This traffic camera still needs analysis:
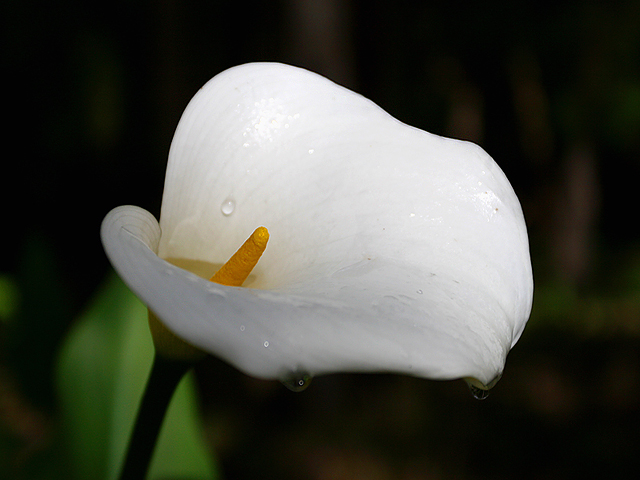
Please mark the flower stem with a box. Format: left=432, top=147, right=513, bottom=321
left=118, top=354, right=194, bottom=480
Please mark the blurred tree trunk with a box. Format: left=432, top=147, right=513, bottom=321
left=284, top=0, right=356, bottom=89
left=553, top=143, right=601, bottom=285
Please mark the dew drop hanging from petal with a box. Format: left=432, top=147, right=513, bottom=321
left=467, top=382, right=491, bottom=400
left=282, top=372, right=313, bottom=392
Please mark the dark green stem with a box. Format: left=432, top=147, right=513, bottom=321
left=118, top=354, right=194, bottom=480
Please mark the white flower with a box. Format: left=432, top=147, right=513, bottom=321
left=101, top=63, right=533, bottom=391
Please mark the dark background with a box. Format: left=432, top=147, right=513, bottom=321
left=2, top=0, right=640, bottom=478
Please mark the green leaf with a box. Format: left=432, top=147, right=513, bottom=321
left=56, top=272, right=218, bottom=480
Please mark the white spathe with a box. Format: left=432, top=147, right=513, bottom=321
left=101, top=62, right=533, bottom=388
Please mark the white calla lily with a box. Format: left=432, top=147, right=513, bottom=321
left=101, top=62, right=533, bottom=391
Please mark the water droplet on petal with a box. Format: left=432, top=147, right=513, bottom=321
left=282, top=372, right=313, bottom=392
left=263, top=340, right=269, bottom=348
left=239, top=325, right=245, bottom=332
left=469, top=385, right=491, bottom=400
left=221, top=198, right=235, bottom=216
left=465, top=378, right=492, bottom=400
left=416, top=289, right=423, bottom=294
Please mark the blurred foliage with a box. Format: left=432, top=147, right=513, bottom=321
left=2, top=0, right=640, bottom=479
left=0, top=275, right=19, bottom=324
left=56, top=273, right=216, bottom=480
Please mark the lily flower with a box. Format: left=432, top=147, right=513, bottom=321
left=101, top=62, right=533, bottom=394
